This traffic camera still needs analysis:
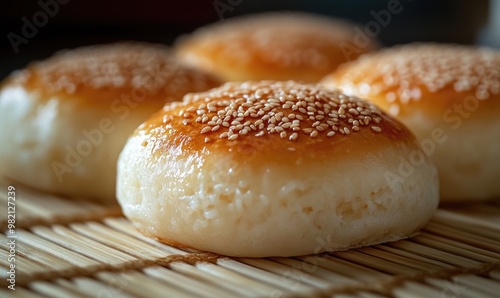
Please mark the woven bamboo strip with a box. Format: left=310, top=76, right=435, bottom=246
left=425, top=277, right=497, bottom=298
left=70, top=222, right=170, bottom=259
left=15, top=230, right=102, bottom=268
left=416, top=232, right=500, bottom=261
left=216, top=258, right=311, bottom=293
left=392, top=280, right=444, bottom=298
left=426, top=209, right=500, bottom=241
left=412, top=234, right=500, bottom=263
left=61, top=276, right=136, bottom=298
left=0, top=208, right=122, bottom=231
left=332, top=292, right=387, bottom=298
left=237, top=258, right=333, bottom=289
left=461, top=204, right=500, bottom=220
left=0, top=180, right=121, bottom=230
left=270, top=257, right=360, bottom=286
left=373, top=245, right=455, bottom=270
left=433, top=208, right=500, bottom=231
left=96, top=270, right=198, bottom=298
left=30, top=281, right=87, bottom=298
left=301, top=255, right=391, bottom=283
left=356, top=247, right=443, bottom=272
left=490, top=270, right=500, bottom=281
left=195, top=262, right=281, bottom=296
left=0, top=287, right=47, bottom=298
left=356, top=292, right=388, bottom=298
left=452, top=274, right=500, bottom=296
left=333, top=250, right=420, bottom=276
left=144, top=265, right=239, bottom=298
left=33, top=225, right=137, bottom=264
left=169, top=262, right=266, bottom=297
left=103, top=218, right=189, bottom=255
left=0, top=240, right=50, bottom=278
left=388, top=240, right=482, bottom=268
left=424, top=222, right=500, bottom=253
left=6, top=235, right=78, bottom=274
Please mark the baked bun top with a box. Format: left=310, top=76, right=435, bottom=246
left=137, top=81, right=415, bottom=165
left=322, top=43, right=500, bottom=116
left=175, top=12, right=378, bottom=82
left=2, top=42, right=222, bottom=106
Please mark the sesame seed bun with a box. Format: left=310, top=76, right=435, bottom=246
left=117, top=81, right=438, bottom=257
left=0, top=42, right=222, bottom=202
left=322, top=43, right=500, bottom=202
left=174, top=12, right=378, bottom=83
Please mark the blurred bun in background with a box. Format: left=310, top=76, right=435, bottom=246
left=0, top=42, right=222, bottom=202
left=322, top=43, right=500, bottom=202
left=175, top=12, right=378, bottom=82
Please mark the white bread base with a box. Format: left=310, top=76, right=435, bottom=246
left=117, top=133, right=439, bottom=257
left=402, top=111, right=500, bottom=201
left=0, top=87, right=158, bottom=202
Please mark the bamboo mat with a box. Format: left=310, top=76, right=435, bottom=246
left=1, top=181, right=499, bottom=298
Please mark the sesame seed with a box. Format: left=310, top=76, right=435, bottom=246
left=172, top=81, right=386, bottom=142
left=211, top=125, right=220, bottom=132
left=371, top=126, right=382, bottom=132
left=348, top=108, right=359, bottom=115
left=331, top=44, right=500, bottom=105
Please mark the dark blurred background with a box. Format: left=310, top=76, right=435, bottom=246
left=0, top=0, right=498, bottom=81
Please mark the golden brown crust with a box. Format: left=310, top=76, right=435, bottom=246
left=3, top=42, right=222, bottom=107
left=322, top=43, right=500, bottom=117
left=175, top=12, right=378, bottom=82
left=137, top=81, right=415, bottom=165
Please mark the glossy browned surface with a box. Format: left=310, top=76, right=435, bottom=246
left=324, top=43, right=500, bottom=117
left=137, top=81, right=415, bottom=166
left=176, top=13, right=378, bottom=82
left=2, top=42, right=222, bottom=107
